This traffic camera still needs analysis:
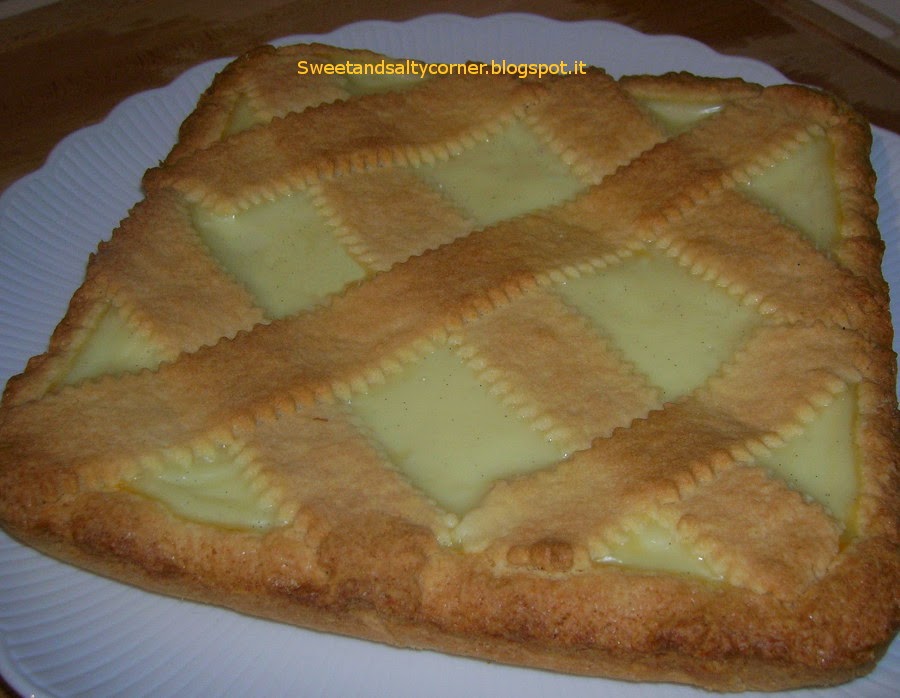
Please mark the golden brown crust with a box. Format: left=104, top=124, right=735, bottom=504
left=0, top=43, right=897, bottom=691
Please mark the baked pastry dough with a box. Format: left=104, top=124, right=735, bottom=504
left=1, top=43, right=897, bottom=691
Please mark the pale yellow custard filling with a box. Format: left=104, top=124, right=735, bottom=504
left=127, top=442, right=285, bottom=530
left=417, top=120, right=586, bottom=227
left=350, top=346, right=563, bottom=515
left=737, top=136, right=838, bottom=250
left=759, top=387, right=858, bottom=525
left=598, top=521, right=719, bottom=579
left=556, top=252, right=761, bottom=401
left=222, top=95, right=262, bottom=136
left=192, top=193, right=366, bottom=319
left=62, top=303, right=164, bottom=386
left=340, top=63, right=426, bottom=96
left=636, top=98, right=723, bottom=136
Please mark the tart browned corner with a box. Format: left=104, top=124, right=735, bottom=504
left=0, top=43, right=898, bottom=692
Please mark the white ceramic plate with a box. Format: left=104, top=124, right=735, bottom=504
left=0, top=13, right=897, bottom=698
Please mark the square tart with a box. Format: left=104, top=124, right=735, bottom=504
left=0, top=43, right=898, bottom=691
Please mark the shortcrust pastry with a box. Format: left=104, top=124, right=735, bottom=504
left=0, top=43, right=898, bottom=691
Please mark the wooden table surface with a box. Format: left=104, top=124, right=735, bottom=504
left=0, top=0, right=897, bottom=695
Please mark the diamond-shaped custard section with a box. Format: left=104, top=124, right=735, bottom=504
left=125, top=441, right=287, bottom=530
left=758, top=387, right=858, bottom=525
left=416, top=120, right=586, bottom=227
left=192, top=192, right=366, bottom=319
left=737, top=135, right=838, bottom=251
left=350, top=346, right=564, bottom=515
left=61, top=302, right=165, bottom=386
left=556, top=252, right=761, bottom=401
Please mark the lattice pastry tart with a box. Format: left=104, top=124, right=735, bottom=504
left=1, top=43, right=898, bottom=691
